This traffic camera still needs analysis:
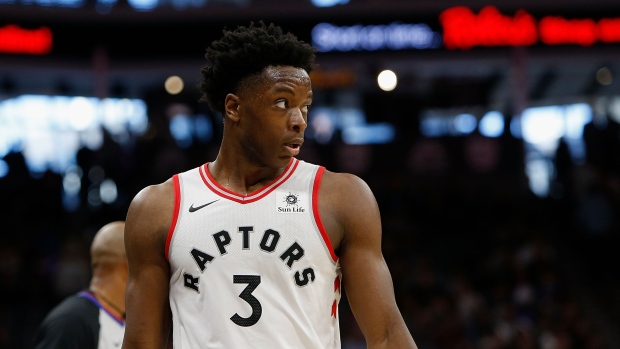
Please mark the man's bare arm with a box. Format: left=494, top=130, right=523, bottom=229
left=321, top=172, right=417, bottom=349
left=122, top=181, right=174, bottom=349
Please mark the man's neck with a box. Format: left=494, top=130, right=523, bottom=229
left=90, top=276, right=125, bottom=319
left=208, top=152, right=288, bottom=196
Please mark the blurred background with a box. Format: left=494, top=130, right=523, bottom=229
left=1, top=0, right=619, bottom=348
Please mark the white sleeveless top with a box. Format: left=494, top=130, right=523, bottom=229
left=166, top=158, right=342, bottom=349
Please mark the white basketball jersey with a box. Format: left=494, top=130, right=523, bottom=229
left=166, top=158, right=342, bottom=349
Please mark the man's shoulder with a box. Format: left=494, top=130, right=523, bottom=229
left=318, top=169, right=377, bottom=217
left=129, top=177, right=176, bottom=213
left=320, top=169, right=369, bottom=193
left=43, top=293, right=99, bottom=324
left=37, top=293, right=99, bottom=337
left=126, top=176, right=177, bottom=250
left=35, top=293, right=99, bottom=349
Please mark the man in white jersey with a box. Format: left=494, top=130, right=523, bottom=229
left=122, top=22, right=418, bottom=349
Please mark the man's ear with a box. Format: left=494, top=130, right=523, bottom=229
left=224, top=93, right=241, bottom=122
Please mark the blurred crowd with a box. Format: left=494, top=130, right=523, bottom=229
left=0, top=98, right=619, bottom=349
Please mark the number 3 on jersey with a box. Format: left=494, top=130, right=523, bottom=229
left=231, top=275, right=262, bottom=327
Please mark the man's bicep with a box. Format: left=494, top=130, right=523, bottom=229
left=124, top=257, right=171, bottom=338
left=123, top=185, right=173, bottom=349
left=340, top=224, right=402, bottom=341
left=337, top=175, right=412, bottom=346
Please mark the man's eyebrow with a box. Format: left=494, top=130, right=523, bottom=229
left=273, top=86, right=295, bottom=94
left=272, top=87, right=313, bottom=99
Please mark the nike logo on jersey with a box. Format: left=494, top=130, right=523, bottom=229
left=189, top=200, right=219, bottom=212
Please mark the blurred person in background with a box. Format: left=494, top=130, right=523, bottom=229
left=121, top=22, right=417, bottom=349
left=34, top=221, right=127, bottom=349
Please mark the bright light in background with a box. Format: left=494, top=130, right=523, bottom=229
left=420, top=114, right=452, bottom=137
left=68, top=97, right=97, bottom=130
left=453, top=113, right=477, bottom=134
left=510, top=116, right=522, bottom=138
left=101, top=98, right=148, bottom=137
left=520, top=103, right=591, bottom=162
left=63, top=166, right=82, bottom=195
left=21, top=130, right=55, bottom=175
left=126, top=0, right=157, bottom=11
left=309, top=108, right=336, bottom=144
left=193, top=114, right=213, bottom=143
left=0, top=95, right=147, bottom=176
left=377, top=70, right=397, bottom=91
left=596, top=67, right=613, bottom=85
left=521, top=106, right=565, bottom=155
left=610, top=96, right=620, bottom=123
left=308, top=106, right=394, bottom=144
left=165, top=76, right=184, bottom=95
left=62, top=165, right=82, bottom=212
left=80, top=128, right=104, bottom=151
left=311, top=22, right=441, bottom=52
left=519, top=103, right=592, bottom=197
left=342, top=123, right=395, bottom=144
left=418, top=103, right=590, bottom=198
left=167, top=103, right=213, bottom=148
left=311, top=0, right=348, bottom=7
left=95, top=0, right=117, bottom=14
left=420, top=109, right=480, bottom=137
left=338, top=108, right=366, bottom=128
left=0, top=159, right=8, bottom=178
left=169, top=114, right=193, bottom=148
left=0, top=129, right=11, bottom=157
left=100, top=179, right=118, bottom=204
left=561, top=103, right=591, bottom=164
left=479, top=111, right=504, bottom=137
left=564, top=104, right=592, bottom=140
left=526, top=157, right=553, bottom=197
left=34, top=0, right=84, bottom=7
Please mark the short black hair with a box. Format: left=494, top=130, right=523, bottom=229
left=198, top=21, right=317, bottom=114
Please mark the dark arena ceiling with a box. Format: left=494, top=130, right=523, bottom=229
left=0, top=0, right=619, bottom=108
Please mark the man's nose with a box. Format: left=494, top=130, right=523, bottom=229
left=289, top=109, right=307, bottom=132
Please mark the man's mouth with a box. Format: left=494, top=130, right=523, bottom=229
left=284, top=141, right=302, bottom=156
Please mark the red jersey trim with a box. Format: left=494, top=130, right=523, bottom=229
left=312, top=166, right=338, bottom=262
left=199, top=158, right=299, bottom=204
left=165, top=174, right=181, bottom=261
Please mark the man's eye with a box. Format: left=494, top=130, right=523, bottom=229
left=276, top=101, right=286, bottom=108
left=301, top=105, right=310, bottom=113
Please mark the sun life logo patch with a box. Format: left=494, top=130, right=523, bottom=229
left=276, top=190, right=307, bottom=213
left=284, top=193, right=298, bottom=206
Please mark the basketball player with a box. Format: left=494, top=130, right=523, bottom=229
left=122, top=22, right=417, bottom=349
left=35, top=221, right=127, bottom=349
